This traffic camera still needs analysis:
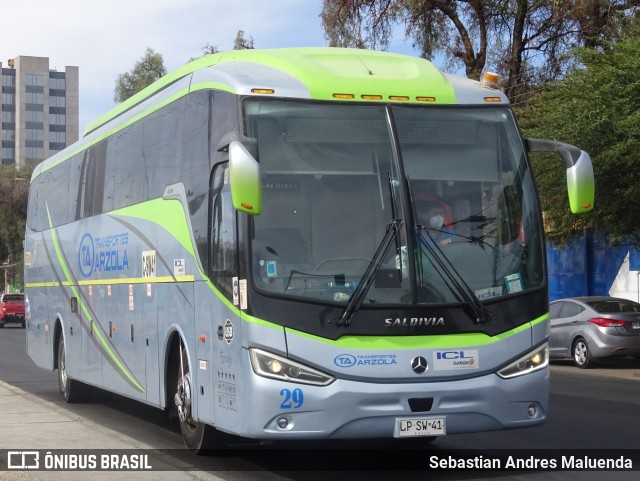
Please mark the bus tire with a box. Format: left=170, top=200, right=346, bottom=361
left=174, top=343, right=222, bottom=453
left=57, top=335, right=89, bottom=403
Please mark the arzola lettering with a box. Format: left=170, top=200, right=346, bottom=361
left=357, top=358, right=397, bottom=366
left=385, top=317, right=444, bottom=327
left=94, top=250, right=129, bottom=272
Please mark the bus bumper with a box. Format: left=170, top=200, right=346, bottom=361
left=236, top=364, right=549, bottom=440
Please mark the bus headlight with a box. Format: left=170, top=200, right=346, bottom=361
left=497, top=343, right=549, bottom=379
left=250, top=348, right=335, bottom=386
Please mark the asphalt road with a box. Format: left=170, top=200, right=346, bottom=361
left=1, top=324, right=639, bottom=480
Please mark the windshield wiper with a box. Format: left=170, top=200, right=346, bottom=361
left=416, top=228, right=492, bottom=324
left=336, top=172, right=403, bottom=327
left=336, top=218, right=402, bottom=327
left=405, top=177, right=491, bottom=324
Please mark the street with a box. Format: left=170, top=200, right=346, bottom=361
left=1, top=324, right=639, bottom=479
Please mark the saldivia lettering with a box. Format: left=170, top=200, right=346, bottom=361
left=384, top=317, right=445, bottom=327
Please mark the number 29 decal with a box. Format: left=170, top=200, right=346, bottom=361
left=280, top=388, right=304, bottom=409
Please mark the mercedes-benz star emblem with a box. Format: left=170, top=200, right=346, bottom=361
left=411, top=356, right=428, bottom=374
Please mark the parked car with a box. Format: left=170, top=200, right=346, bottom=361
left=0, top=293, right=25, bottom=328
left=549, top=296, right=640, bottom=368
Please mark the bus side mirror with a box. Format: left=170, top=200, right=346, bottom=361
left=526, top=138, right=595, bottom=214
left=228, top=140, right=262, bottom=215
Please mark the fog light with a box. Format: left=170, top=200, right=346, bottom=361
left=277, top=417, right=289, bottom=429
left=528, top=405, right=537, bottom=417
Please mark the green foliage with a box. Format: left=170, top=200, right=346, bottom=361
left=0, top=165, right=32, bottom=290
left=518, top=22, right=640, bottom=246
left=113, top=48, right=167, bottom=103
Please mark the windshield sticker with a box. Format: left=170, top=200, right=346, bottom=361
left=505, top=273, right=523, bottom=293
left=239, top=279, right=247, bottom=310
left=232, top=277, right=239, bottom=305
left=334, top=353, right=398, bottom=368
left=475, top=286, right=503, bottom=300
left=266, top=261, right=277, bottom=277
left=433, top=350, right=479, bottom=370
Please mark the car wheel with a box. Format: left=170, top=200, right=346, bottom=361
left=572, top=338, right=592, bottom=369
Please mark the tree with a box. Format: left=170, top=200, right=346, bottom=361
left=201, top=43, right=221, bottom=56
left=192, top=30, right=255, bottom=62
left=233, top=30, right=255, bottom=50
left=518, top=20, right=640, bottom=245
left=0, top=166, right=32, bottom=290
left=114, top=48, right=167, bottom=103
left=321, top=1, right=639, bottom=102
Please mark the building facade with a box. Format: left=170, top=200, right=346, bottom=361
left=1, top=56, right=78, bottom=168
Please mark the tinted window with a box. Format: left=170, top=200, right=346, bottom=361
left=561, top=302, right=584, bottom=317
left=549, top=302, right=563, bottom=318
left=144, top=96, right=184, bottom=199
left=2, top=294, right=23, bottom=302
left=209, top=163, right=237, bottom=300
left=27, top=90, right=218, bottom=243
left=587, top=299, right=640, bottom=313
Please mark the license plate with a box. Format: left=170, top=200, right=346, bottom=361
left=632, top=322, right=640, bottom=330
left=395, top=417, right=446, bottom=437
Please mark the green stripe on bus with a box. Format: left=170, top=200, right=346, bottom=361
left=84, top=48, right=456, bottom=136
left=244, top=312, right=549, bottom=349
left=110, top=199, right=196, bottom=259
left=218, top=48, right=456, bottom=104
left=46, top=206, right=146, bottom=394
left=26, top=275, right=195, bottom=289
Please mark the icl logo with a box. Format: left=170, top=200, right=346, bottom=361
left=436, top=351, right=474, bottom=360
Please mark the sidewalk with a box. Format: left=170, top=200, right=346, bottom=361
left=0, top=380, right=226, bottom=480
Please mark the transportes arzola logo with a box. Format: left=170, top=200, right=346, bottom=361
left=334, top=353, right=398, bottom=368
left=78, top=231, right=130, bottom=278
left=78, top=233, right=95, bottom=278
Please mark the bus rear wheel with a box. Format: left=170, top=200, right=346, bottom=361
left=57, top=335, right=89, bottom=403
left=174, top=343, right=221, bottom=453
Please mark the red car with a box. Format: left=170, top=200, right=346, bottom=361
left=0, top=293, right=25, bottom=328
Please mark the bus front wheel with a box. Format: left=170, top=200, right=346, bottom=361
left=174, top=343, right=220, bottom=452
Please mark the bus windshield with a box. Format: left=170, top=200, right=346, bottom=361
left=245, top=99, right=544, bottom=306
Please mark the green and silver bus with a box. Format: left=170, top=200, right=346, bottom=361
left=24, top=48, right=594, bottom=451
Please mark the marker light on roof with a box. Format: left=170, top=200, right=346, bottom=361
left=389, top=96, right=410, bottom=101
left=361, top=94, right=383, bottom=100
left=251, top=88, right=275, bottom=94
left=481, top=71, right=500, bottom=89
left=333, top=93, right=355, bottom=99
left=416, top=96, right=436, bottom=102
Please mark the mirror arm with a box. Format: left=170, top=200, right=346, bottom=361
left=525, top=138, right=581, bottom=169
left=217, top=131, right=259, bottom=160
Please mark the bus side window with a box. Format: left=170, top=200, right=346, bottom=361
left=209, top=163, right=238, bottom=300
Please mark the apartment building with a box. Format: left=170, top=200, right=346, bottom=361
left=1, top=55, right=78, bottom=168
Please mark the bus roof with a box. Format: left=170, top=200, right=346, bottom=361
left=84, top=47, right=507, bottom=136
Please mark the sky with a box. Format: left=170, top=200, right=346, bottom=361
left=1, top=0, right=420, bottom=133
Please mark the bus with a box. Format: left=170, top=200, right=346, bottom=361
left=24, top=48, right=594, bottom=452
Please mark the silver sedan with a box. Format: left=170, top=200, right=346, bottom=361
left=549, top=296, right=640, bottom=368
